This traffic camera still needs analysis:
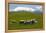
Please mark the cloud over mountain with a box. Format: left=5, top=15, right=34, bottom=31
left=14, top=7, right=35, bottom=12
left=9, top=6, right=42, bottom=13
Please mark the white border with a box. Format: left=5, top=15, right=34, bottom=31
left=0, top=0, right=5, bottom=33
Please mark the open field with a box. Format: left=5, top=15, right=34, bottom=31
left=8, top=11, right=43, bottom=30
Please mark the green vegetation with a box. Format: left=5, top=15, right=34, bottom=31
left=8, top=11, right=43, bottom=30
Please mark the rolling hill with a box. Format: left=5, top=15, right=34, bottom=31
left=8, top=11, right=43, bottom=30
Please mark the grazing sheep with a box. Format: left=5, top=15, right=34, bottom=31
left=19, top=21, right=24, bottom=24
left=24, top=22, right=31, bottom=24
left=19, top=20, right=24, bottom=24
left=19, top=19, right=38, bottom=24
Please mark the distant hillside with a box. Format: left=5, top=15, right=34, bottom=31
left=9, top=10, right=42, bottom=14
left=8, top=11, right=42, bottom=22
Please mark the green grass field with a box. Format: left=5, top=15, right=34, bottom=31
left=8, top=11, right=43, bottom=30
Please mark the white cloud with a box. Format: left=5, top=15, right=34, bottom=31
left=9, top=9, right=14, bottom=12
left=36, top=6, right=42, bottom=9
left=9, top=6, right=42, bottom=13
left=36, top=6, right=42, bottom=12
left=14, top=7, right=35, bottom=12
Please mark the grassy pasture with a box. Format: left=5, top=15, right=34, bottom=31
left=8, top=11, right=43, bottom=30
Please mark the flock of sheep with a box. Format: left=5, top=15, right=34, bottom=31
left=10, top=19, right=38, bottom=24
left=19, top=19, right=38, bottom=24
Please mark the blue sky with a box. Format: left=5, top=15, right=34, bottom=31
left=9, top=4, right=42, bottom=12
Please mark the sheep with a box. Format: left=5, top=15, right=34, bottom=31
left=19, top=19, right=38, bottom=24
